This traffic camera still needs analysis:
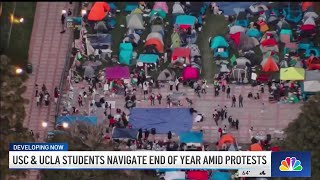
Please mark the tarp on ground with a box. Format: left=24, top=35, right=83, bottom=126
left=186, top=171, right=209, bottom=180
left=175, top=15, right=196, bottom=25
left=305, top=70, right=320, bottom=81
left=56, top=116, right=97, bottom=126
left=164, top=171, right=186, bottom=180
left=105, top=66, right=130, bottom=80
left=88, top=2, right=110, bottom=21
left=303, top=81, right=320, bottom=92
left=129, top=108, right=193, bottom=134
left=157, top=69, right=175, bottom=81
left=172, top=2, right=185, bottom=14
left=183, top=67, right=199, bottom=80
left=280, top=67, right=305, bottom=80
left=138, top=54, right=159, bottom=63
left=153, top=2, right=169, bottom=13
left=144, top=38, right=164, bottom=53
left=210, top=36, right=229, bottom=49
left=179, top=132, right=203, bottom=144
left=209, top=171, right=232, bottom=180
left=112, top=128, right=138, bottom=139
left=126, top=14, right=145, bottom=29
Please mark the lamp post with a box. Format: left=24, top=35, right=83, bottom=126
left=6, top=2, right=16, bottom=49
left=62, top=122, right=69, bottom=129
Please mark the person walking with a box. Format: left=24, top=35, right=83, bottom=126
left=41, top=84, right=47, bottom=93
left=157, top=93, right=162, bottom=105
left=231, top=95, right=236, bottom=107
left=44, top=92, right=50, bottom=106
left=60, top=12, right=66, bottom=33
left=222, top=125, right=227, bottom=134
left=224, top=106, right=228, bottom=119
left=78, top=94, right=83, bottom=107
left=143, top=81, right=148, bottom=100
left=218, top=127, right=222, bottom=137
left=235, top=119, right=239, bottom=130
left=36, top=94, right=40, bottom=107
left=226, top=86, right=231, bottom=98
left=239, top=94, right=243, bottom=107
left=201, top=80, right=207, bottom=94
left=175, top=78, right=180, bottom=91
left=39, top=92, right=44, bottom=106
left=169, top=80, right=174, bottom=91
left=150, top=93, right=155, bottom=106
left=54, top=87, right=59, bottom=104
left=35, top=84, right=39, bottom=97
left=214, top=115, right=219, bottom=126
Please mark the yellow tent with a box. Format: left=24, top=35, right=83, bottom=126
left=280, top=67, right=305, bottom=80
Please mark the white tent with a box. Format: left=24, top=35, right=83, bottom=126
left=186, top=44, right=201, bottom=57
left=164, top=171, right=185, bottom=180
left=303, top=17, right=316, bottom=26
left=126, top=14, right=145, bottom=30
left=304, top=81, right=320, bottom=92
left=230, top=25, right=246, bottom=34
left=146, top=32, right=164, bottom=44
left=304, top=11, right=319, bottom=19
left=172, top=2, right=185, bottom=14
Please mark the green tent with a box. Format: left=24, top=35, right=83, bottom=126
left=280, top=67, right=305, bottom=80
left=230, top=54, right=237, bottom=66
left=119, top=43, right=133, bottom=65
left=171, top=32, right=181, bottom=48
left=149, top=9, right=167, bottom=19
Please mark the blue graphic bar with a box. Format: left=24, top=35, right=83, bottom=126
left=271, top=151, right=311, bottom=177
left=10, top=143, right=68, bottom=151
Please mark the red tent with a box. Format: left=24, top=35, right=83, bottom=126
left=183, top=67, right=199, bottom=80
left=88, top=2, right=110, bottom=21
left=261, top=38, right=277, bottom=47
left=302, top=2, right=314, bottom=11
left=262, top=56, right=279, bottom=72
left=249, top=143, right=263, bottom=151
left=187, top=171, right=209, bottom=180
left=230, top=32, right=241, bottom=47
left=171, top=47, right=191, bottom=64
left=301, top=24, right=315, bottom=31
left=271, top=146, right=280, bottom=152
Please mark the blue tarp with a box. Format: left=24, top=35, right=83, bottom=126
left=138, top=54, right=159, bottom=63
left=175, top=15, right=196, bottom=25
left=179, top=132, right=203, bottom=144
left=112, top=128, right=138, bottom=139
left=56, top=116, right=97, bottom=126
left=209, top=172, right=232, bottom=180
left=129, top=108, right=193, bottom=134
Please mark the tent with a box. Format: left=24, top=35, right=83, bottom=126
left=126, top=14, right=145, bottom=30
left=209, top=171, right=232, bottom=180
left=298, top=39, right=314, bottom=51
left=153, top=2, right=168, bottom=13
left=260, top=38, right=279, bottom=53
left=280, top=29, right=293, bottom=44
left=302, top=2, right=314, bottom=11
left=305, top=70, right=320, bottom=81
left=232, top=65, right=247, bottom=81
left=306, top=47, right=320, bottom=57
left=218, top=134, right=236, bottom=147
left=283, top=3, right=303, bottom=23
left=112, top=128, right=138, bottom=140
left=257, top=20, right=269, bottom=33
left=179, top=132, right=203, bottom=144
left=146, top=32, right=163, bottom=45
left=303, top=17, right=316, bottom=26
left=235, top=57, right=251, bottom=66
left=151, top=25, right=164, bottom=36
left=230, top=32, right=258, bottom=51
left=183, top=66, right=199, bottom=80
left=172, top=2, right=185, bottom=14
left=171, top=32, right=181, bottom=48
left=164, top=171, right=186, bottom=180
left=172, top=47, right=191, bottom=64
left=249, top=143, right=263, bottom=151
left=267, top=14, right=279, bottom=24
left=149, top=9, right=167, bottom=19
left=123, top=32, right=140, bottom=45
left=306, top=56, right=320, bottom=70
left=56, top=116, right=97, bottom=126
left=276, top=20, right=291, bottom=31
left=210, top=36, right=229, bottom=58
left=280, top=67, right=305, bottom=80
left=304, top=11, right=319, bottom=19
left=137, top=54, right=159, bottom=64
left=186, top=44, right=201, bottom=57
left=246, top=28, right=262, bottom=40
left=105, top=66, right=130, bottom=80
left=144, top=45, right=159, bottom=54
left=119, top=43, right=133, bottom=65
left=261, top=54, right=279, bottom=72
left=124, top=3, right=138, bottom=12
left=229, top=25, right=245, bottom=34
left=175, top=15, right=196, bottom=26
left=235, top=11, right=249, bottom=27
left=88, top=2, right=110, bottom=21
left=303, top=81, right=320, bottom=92
left=144, top=38, right=164, bottom=53
left=186, top=171, right=209, bottom=180
left=157, top=69, right=175, bottom=81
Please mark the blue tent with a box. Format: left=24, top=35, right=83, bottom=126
left=246, top=28, right=262, bottom=40
left=306, top=47, right=320, bottom=57
left=209, top=171, right=232, bottom=180
left=175, top=15, right=196, bottom=25
left=235, top=11, right=249, bottom=27
left=108, top=2, right=118, bottom=11
left=210, top=36, right=229, bottom=58
left=298, top=41, right=314, bottom=51
left=56, top=116, right=97, bottom=126
left=119, top=43, right=133, bottom=65
left=125, top=3, right=138, bottom=12
left=138, top=54, right=159, bottom=63
left=179, top=132, right=203, bottom=144
left=283, top=3, right=303, bottom=23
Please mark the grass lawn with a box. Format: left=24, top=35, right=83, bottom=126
left=0, top=2, right=36, bottom=67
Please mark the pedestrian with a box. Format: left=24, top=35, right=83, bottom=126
left=222, top=125, right=227, bottom=134
left=143, top=81, right=148, bottom=100
left=169, top=80, right=174, bottom=91
left=30, top=130, right=34, bottom=136
left=214, top=86, right=219, bottom=96
left=226, top=86, right=231, bottom=98
left=54, top=87, right=59, bottom=104
left=196, top=85, right=201, bottom=97
left=175, top=78, right=180, bottom=91
left=150, top=93, right=155, bottom=106
left=138, top=128, right=143, bottom=140
left=186, top=97, right=193, bottom=106
left=220, top=108, right=225, bottom=120
left=67, top=8, right=72, bottom=16
left=36, top=94, right=40, bottom=107
left=222, top=84, right=226, bottom=92
left=78, top=95, right=83, bottom=107
left=231, top=95, right=236, bottom=107
left=224, top=106, right=227, bottom=119
left=35, top=84, right=39, bottom=97
left=201, top=80, right=207, bottom=94
left=228, top=116, right=232, bottom=124
left=144, top=129, right=150, bottom=140
left=41, top=84, right=47, bottom=92
left=60, top=12, right=66, bottom=33
left=44, top=92, right=50, bottom=106
left=214, top=115, right=219, bottom=126
left=235, top=119, right=239, bottom=130
left=157, top=93, right=162, bottom=104
left=261, top=102, right=265, bottom=113
left=168, top=131, right=172, bottom=140
left=39, top=92, right=44, bottom=106
left=239, top=94, right=243, bottom=107
left=218, top=127, right=222, bottom=137
left=83, top=91, right=88, bottom=104
left=249, top=127, right=254, bottom=141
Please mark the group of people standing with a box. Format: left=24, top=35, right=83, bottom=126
left=35, top=84, right=59, bottom=107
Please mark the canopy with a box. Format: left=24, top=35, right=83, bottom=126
left=183, top=66, right=199, bottom=80
left=112, top=128, right=138, bottom=139
left=153, top=2, right=168, bottom=13
left=157, top=69, right=175, bottom=81
left=303, top=81, right=320, bottom=92
left=209, top=171, right=232, bottom=180
left=280, top=67, right=305, bottom=80
left=144, top=38, right=164, bottom=53
left=149, top=9, right=167, bottom=19
left=88, top=2, right=110, bottom=21
left=126, top=14, right=145, bottom=29
left=246, top=28, right=262, bottom=40
left=172, top=2, right=185, bottom=14
left=210, top=36, right=229, bottom=49
left=179, top=132, right=203, bottom=144
left=187, top=171, right=209, bottom=180
left=172, top=48, right=191, bottom=62
left=105, top=66, right=130, bottom=80
left=305, top=70, right=320, bottom=81
left=229, top=25, right=245, bottom=34
left=249, top=143, right=263, bottom=151
left=138, top=54, right=159, bottom=63
left=175, top=15, right=196, bottom=25
left=56, top=116, right=97, bottom=126
left=164, top=171, right=186, bottom=180
left=146, top=32, right=163, bottom=44
left=218, top=134, right=236, bottom=147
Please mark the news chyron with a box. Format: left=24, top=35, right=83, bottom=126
left=9, top=143, right=311, bottom=178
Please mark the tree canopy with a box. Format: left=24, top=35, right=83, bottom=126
left=280, top=94, right=320, bottom=179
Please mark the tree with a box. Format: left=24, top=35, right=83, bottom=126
left=42, top=122, right=158, bottom=180
left=279, top=94, right=320, bottom=180
left=0, top=55, right=34, bottom=180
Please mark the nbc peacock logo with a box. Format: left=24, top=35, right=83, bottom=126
left=279, top=157, right=303, bottom=171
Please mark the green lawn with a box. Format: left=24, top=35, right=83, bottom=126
left=0, top=2, right=36, bottom=67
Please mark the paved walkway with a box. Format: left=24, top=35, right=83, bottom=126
left=22, top=2, right=74, bottom=180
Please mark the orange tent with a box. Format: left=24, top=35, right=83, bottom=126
left=218, top=134, right=236, bottom=147
left=144, top=38, right=164, bottom=53
left=262, top=56, right=279, bottom=72
left=249, top=143, right=263, bottom=151
left=302, top=2, right=314, bottom=11
left=88, top=2, right=110, bottom=21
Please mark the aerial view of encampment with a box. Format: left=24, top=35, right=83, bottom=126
left=1, top=2, right=320, bottom=180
